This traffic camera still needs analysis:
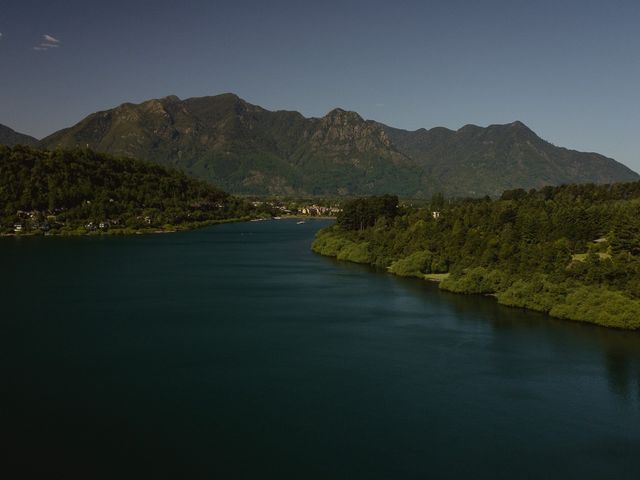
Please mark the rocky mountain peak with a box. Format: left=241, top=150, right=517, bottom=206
left=322, top=108, right=365, bottom=125
left=161, top=95, right=181, bottom=103
left=309, top=108, right=390, bottom=151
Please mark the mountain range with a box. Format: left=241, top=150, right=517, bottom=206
left=3, top=93, right=638, bottom=197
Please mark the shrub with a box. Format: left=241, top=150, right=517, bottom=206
left=550, top=286, right=640, bottom=330
left=440, top=267, right=509, bottom=294
left=389, top=250, right=437, bottom=278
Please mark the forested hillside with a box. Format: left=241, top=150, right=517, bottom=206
left=312, top=186, right=640, bottom=329
left=0, top=146, right=254, bottom=235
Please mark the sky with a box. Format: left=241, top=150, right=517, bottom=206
left=1, top=0, right=639, bottom=170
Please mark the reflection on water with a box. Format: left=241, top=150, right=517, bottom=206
left=605, top=350, right=632, bottom=399
left=2, top=220, right=640, bottom=479
left=328, top=256, right=640, bottom=405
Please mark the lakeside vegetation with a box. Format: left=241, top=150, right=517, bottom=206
left=0, top=146, right=258, bottom=235
left=312, top=188, right=640, bottom=330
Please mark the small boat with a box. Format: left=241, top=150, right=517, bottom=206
left=297, top=220, right=306, bottom=224
left=273, top=216, right=281, bottom=220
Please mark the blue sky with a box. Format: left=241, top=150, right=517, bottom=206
left=1, top=0, right=639, bottom=171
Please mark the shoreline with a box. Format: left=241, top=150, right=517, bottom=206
left=0, top=215, right=336, bottom=239
left=312, top=246, right=639, bottom=332
left=0, top=216, right=253, bottom=239
left=273, top=215, right=337, bottom=220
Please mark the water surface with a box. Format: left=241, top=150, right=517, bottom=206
left=2, top=220, right=639, bottom=479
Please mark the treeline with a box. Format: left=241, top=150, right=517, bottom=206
left=337, top=194, right=399, bottom=230
left=0, top=145, right=256, bottom=234
left=312, top=189, right=640, bottom=330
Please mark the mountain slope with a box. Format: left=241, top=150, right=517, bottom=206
left=383, top=121, right=639, bottom=196
left=0, top=124, right=37, bottom=146
left=40, top=94, right=638, bottom=197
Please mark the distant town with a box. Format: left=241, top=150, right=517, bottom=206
left=249, top=199, right=342, bottom=219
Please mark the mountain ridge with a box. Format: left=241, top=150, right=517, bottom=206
left=36, top=94, right=640, bottom=197
left=0, top=124, right=38, bottom=147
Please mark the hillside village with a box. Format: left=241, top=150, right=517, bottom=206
left=249, top=200, right=342, bottom=218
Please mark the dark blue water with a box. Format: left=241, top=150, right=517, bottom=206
left=2, top=219, right=639, bottom=479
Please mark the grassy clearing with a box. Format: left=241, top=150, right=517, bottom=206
left=571, top=252, right=612, bottom=261
left=423, top=273, right=450, bottom=282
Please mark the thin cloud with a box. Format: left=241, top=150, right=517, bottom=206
left=43, top=34, right=60, bottom=44
left=33, top=34, right=61, bottom=51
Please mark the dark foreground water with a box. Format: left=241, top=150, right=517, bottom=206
left=2, top=219, right=640, bottom=479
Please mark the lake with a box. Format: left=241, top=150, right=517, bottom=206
left=2, top=219, right=639, bottom=479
